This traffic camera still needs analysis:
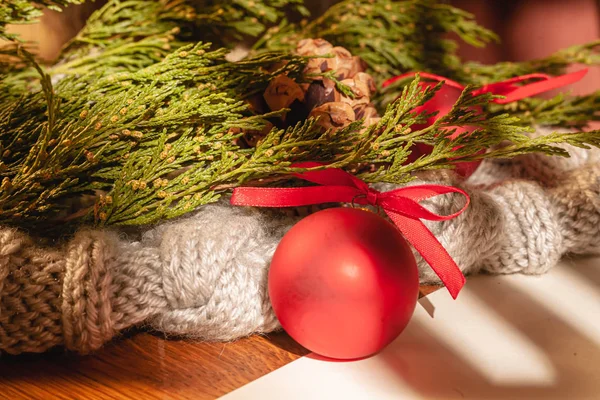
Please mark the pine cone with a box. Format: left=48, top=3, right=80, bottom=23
left=239, top=38, right=381, bottom=148
left=263, top=74, right=305, bottom=116
left=310, top=102, right=355, bottom=131
left=297, top=39, right=367, bottom=81
left=296, top=39, right=379, bottom=131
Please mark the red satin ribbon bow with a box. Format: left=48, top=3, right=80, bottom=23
left=381, top=69, right=588, bottom=177
left=230, top=162, right=470, bottom=299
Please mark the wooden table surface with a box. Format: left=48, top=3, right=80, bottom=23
left=0, top=286, right=439, bottom=399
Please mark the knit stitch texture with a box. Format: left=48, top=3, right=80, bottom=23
left=1, top=127, right=599, bottom=354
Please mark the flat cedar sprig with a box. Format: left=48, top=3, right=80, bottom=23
left=56, top=0, right=195, bottom=73
left=101, top=78, right=438, bottom=226
left=101, top=75, right=600, bottom=226
left=377, top=40, right=600, bottom=120
left=3, top=44, right=600, bottom=229
left=0, top=42, right=273, bottom=227
left=98, top=119, right=333, bottom=225
left=488, top=92, right=600, bottom=129
left=254, top=0, right=497, bottom=82
left=2, top=0, right=310, bottom=96
left=344, top=77, right=600, bottom=183
left=382, top=80, right=600, bottom=175
left=460, top=40, right=600, bottom=84
left=59, top=0, right=308, bottom=67
left=2, top=0, right=600, bottom=231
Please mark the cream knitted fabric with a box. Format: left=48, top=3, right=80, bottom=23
left=1, top=127, right=600, bottom=355
left=0, top=205, right=297, bottom=354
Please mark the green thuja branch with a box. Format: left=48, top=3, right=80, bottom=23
left=2, top=0, right=309, bottom=91
left=345, top=77, right=600, bottom=183
left=3, top=0, right=311, bottom=96
left=377, top=40, right=600, bottom=125
left=56, top=0, right=195, bottom=73
left=254, top=0, right=497, bottom=82
left=2, top=47, right=600, bottom=229
left=2, top=1, right=600, bottom=231
left=387, top=82, right=600, bottom=175
left=460, top=41, right=600, bottom=84
left=100, top=119, right=333, bottom=225
left=59, top=0, right=308, bottom=66
left=488, top=92, right=600, bottom=129
left=188, top=0, right=309, bottom=43
left=0, top=42, right=282, bottom=227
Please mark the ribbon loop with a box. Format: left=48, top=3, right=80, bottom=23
left=492, top=69, right=587, bottom=104
left=231, top=164, right=470, bottom=299
left=382, top=69, right=588, bottom=105
left=380, top=185, right=470, bottom=221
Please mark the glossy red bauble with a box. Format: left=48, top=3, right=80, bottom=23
left=268, top=207, right=419, bottom=360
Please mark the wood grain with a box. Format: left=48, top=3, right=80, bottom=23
left=0, top=331, right=307, bottom=400
left=0, top=285, right=441, bottom=399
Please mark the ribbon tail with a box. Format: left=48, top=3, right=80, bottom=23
left=386, top=211, right=466, bottom=299
left=495, top=69, right=588, bottom=104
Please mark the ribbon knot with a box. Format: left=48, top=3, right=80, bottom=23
left=366, top=188, right=379, bottom=207
left=231, top=162, right=470, bottom=299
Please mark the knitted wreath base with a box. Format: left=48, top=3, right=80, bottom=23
left=1, top=127, right=599, bottom=355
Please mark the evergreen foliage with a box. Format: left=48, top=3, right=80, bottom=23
left=0, top=0, right=598, bottom=230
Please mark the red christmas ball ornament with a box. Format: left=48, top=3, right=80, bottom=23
left=269, top=207, right=419, bottom=360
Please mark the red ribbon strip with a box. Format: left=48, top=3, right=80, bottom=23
left=382, top=69, right=587, bottom=103
left=381, top=69, right=588, bottom=177
left=231, top=162, right=470, bottom=299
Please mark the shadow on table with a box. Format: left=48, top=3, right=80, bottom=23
left=377, top=259, right=600, bottom=399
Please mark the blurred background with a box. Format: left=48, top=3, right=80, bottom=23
left=451, top=0, right=599, bottom=97
left=5, top=0, right=599, bottom=96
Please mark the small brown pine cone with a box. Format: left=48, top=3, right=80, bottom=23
left=233, top=39, right=380, bottom=150
left=241, top=38, right=382, bottom=138
left=232, top=122, right=274, bottom=148
left=304, top=81, right=341, bottom=110
left=296, top=38, right=334, bottom=56
left=354, top=72, right=377, bottom=94
left=330, top=46, right=367, bottom=80
left=245, top=93, right=268, bottom=114
left=299, top=38, right=336, bottom=78
left=263, top=75, right=305, bottom=114
left=339, top=77, right=371, bottom=110
left=309, top=102, right=356, bottom=131
left=296, top=39, right=367, bottom=81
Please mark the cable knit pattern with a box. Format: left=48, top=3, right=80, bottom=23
left=145, top=204, right=295, bottom=340
left=1, top=126, right=600, bottom=354
left=62, top=231, right=117, bottom=353
left=486, top=181, right=563, bottom=275
left=549, top=166, right=600, bottom=254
